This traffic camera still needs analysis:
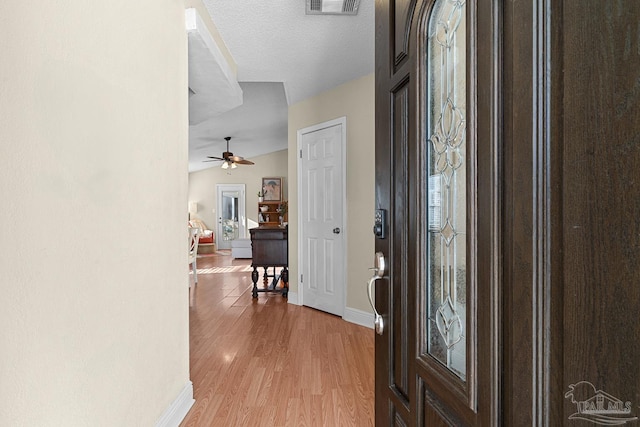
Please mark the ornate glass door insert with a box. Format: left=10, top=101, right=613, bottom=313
left=426, top=0, right=467, bottom=380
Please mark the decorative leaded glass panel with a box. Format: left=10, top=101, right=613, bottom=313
left=426, top=0, right=466, bottom=380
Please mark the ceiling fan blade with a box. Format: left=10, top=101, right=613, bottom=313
left=205, top=138, right=253, bottom=165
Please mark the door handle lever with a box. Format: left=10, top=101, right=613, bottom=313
left=367, top=252, right=386, bottom=335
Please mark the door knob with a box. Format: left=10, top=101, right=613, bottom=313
left=367, top=252, right=386, bottom=335
left=333, top=227, right=341, bottom=234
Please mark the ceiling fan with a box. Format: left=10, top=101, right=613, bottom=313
left=204, top=137, right=255, bottom=169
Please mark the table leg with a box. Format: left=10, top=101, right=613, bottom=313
left=251, top=266, right=259, bottom=298
left=280, top=267, right=289, bottom=298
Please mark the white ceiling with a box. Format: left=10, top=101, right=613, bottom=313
left=189, top=82, right=288, bottom=172
left=188, top=0, right=375, bottom=172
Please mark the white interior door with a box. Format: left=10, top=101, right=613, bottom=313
left=298, top=118, right=345, bottom=316
left=216, top=184, right=246, bottom=250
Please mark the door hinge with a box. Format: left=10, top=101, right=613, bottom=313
left=300, top=149, right=302, bottom=158
left=300, top=274, right=303, bottom=283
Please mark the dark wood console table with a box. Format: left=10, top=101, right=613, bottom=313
left=250, top=226, right=288, bottom=298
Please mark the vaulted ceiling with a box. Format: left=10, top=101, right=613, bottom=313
left=188, top=1, right=375, bottom=172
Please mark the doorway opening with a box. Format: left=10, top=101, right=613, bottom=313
left=215, top=184, right=246, bottom=250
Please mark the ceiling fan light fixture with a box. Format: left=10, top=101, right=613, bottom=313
left=204, top=137, right=254, bottom=168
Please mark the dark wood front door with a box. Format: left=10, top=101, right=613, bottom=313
left=374, top=0, right=640, bottom=425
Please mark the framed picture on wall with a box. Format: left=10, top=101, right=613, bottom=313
left=262, top=177, right=282, bottom=201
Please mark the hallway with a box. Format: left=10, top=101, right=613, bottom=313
left=181, top=251, right=374, bottom=426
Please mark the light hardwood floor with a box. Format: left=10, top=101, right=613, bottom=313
left=181, top=251, right=374, bottom=426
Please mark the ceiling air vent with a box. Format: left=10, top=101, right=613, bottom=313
left=306, top=0, right=361, bottom=15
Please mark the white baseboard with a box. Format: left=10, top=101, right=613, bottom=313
left=155, top=381, right=195, bottom=427
left=287, top=292, right=374, bottom=329
left=286, top=291, right=300, bottom=305
left=343, top=306, right=374, bottom=329
left=289, top=294, right=372, bottom=329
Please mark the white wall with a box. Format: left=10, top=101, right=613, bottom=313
left=0, top=1, right=189, bottom=425
left=288, top=73, right=375, bottom=313
left=188, top=149, right=288, bottom=234
left=184, top=0, right=237, bottom=77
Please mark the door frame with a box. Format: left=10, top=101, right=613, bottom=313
left=296, top=116, right=347, bottom=313
left=215, top=183, right=246, bottom=249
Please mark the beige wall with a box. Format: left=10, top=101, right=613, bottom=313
left=188, top=150, right=288, bottom=233
left=0, top=1, right=189, bottom=425
left=288, top=73, right=375, bottom=313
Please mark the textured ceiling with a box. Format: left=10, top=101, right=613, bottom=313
left=201, top=0, right=375, bottom=105
left=188, top=1, right=375, bottom=172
